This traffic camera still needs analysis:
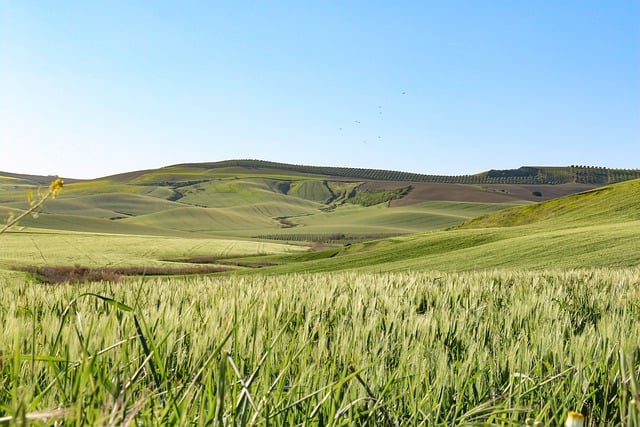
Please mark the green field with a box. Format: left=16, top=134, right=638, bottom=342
left=215, top=178, right=640, bottom=275
left=1, top=162, right=639, bottom=425
left=1, top=270, right=639, bottom=425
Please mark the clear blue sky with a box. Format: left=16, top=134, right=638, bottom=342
left=1, top=1, right=639, bottom=179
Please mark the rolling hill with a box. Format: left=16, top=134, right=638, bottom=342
left=3, top=160, right=633, bottom=241
left=245, top=177, right=640, bottom=272
left=1, top=160, right=639, bottom=279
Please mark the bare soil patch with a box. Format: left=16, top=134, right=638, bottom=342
left=20, top=264, right=231, bottom=284
left=389, top=182, right=599, bottom=206
left=164, top=255, right=277, bottom=268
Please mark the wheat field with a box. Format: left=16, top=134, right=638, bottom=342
left=1, top=269, right=638, bottom=425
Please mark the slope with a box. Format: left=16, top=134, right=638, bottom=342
left=254, top=178, right=640, bottom=272
left=459, top=179, right=640, bottom=228
left=1, top=160, right=635, bottom=242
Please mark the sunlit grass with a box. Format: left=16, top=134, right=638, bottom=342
left=246, top=219, right=640, bottom=274
left=0, top=230, right=302, bottom=274
left=0, top=270, right=638, bottom=425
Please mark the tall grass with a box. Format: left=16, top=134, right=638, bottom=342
left=0, top=269, right=639, bottom=425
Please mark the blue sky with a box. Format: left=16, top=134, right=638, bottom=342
left=1, top=1, right=639, bottom=179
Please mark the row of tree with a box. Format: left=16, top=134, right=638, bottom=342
left=200, top=160, right=640, bottom=185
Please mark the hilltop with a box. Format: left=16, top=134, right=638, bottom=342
left=6, top=159, right=639, bottom=187
left=112, top=160, right=640, bottom=185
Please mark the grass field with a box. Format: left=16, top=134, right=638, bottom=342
left=0, top=230, right=301, bottom=276
left=1, top=270, right=639, bottom=425
left=236, top=178, right=640, bottom=274
left=1, top=165, right=639, bottom=425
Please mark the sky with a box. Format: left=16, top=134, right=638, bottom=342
left=1, top=1, right=639, bottom=179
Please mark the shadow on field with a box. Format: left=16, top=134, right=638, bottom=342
left=162, top=255, right=277, bottom=269
left=18, top=264, right=232, bottom=284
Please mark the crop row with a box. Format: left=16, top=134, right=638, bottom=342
left=195, top=160, right=640, bottom=185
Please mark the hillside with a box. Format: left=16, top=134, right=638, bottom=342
left=459, top=178, right=640, bottom=228
left=1, top=163, right=639, bottom=281
left=3, top=160, right=633, bottom=240
left=167, top=160, right=640, bottom=185
left=248, top=178, right=640, bottom=272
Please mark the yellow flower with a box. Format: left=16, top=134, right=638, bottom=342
left=565, top=411, right=585, bottom=427
left=1, top=177, right=64, bottom=235
left=49, top=178, right=64, bottom=198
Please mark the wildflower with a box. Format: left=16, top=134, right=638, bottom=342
left=49, top=178, right=64, bottom=198
left=565, top=411, right=584, bottom=427
left=1, top=177, right=64, bottom=235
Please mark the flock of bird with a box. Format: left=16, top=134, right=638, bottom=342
left=337, top=91, right=407, bottom=145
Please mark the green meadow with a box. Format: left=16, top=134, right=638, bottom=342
left=1, top=270, right=639, bottom=425
left=1, top=161, right=639, bottom=425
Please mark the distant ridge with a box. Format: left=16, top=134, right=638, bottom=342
left=3, top=160, right=640, bottom=185
left=173, top=159, right=640, bottom=185
left=0, top=171, right=81, bottom=186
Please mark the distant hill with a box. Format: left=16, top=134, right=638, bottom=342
left=5, top=160, right=639, bottom=185
left=168, top=160, right=640, bottom=185
left=2, top=161, right=639, bottom=273
left=254, top=177, right=640, bottom=272
left=1, top=160, right=639, bottom=244
left=0, top=171, right=78, bottom=187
